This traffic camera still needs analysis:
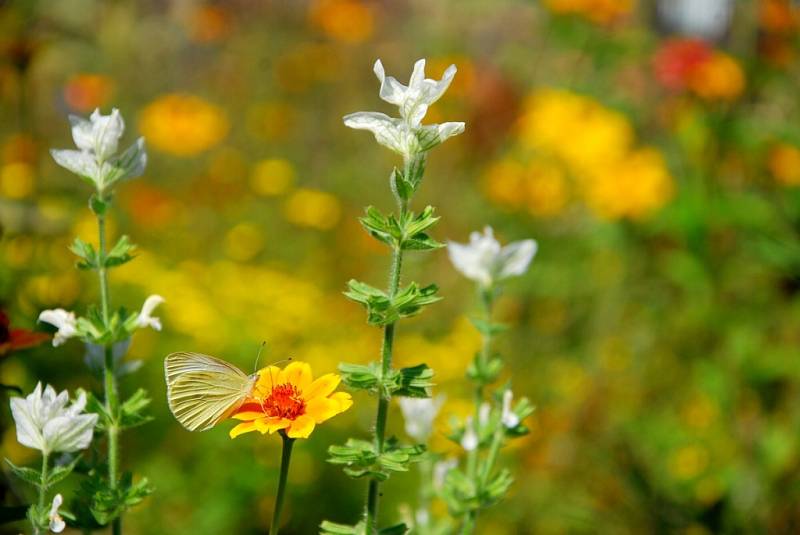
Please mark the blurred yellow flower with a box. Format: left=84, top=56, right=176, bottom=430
left=688, top=52, right=745, bottom=101
left=583, top=148, right=674, bottom=220
left=284, top=188, right=342, bottom=230
left=543, top=0, right=635, bottom=25
left=525, top=161, right=569, bottom=217
left=139, top=94, right=229, bottom=156
left=483, top=159, right=527, bottom=210
left=518, top=89, right=633, bottom=174
left=230, top=361, right=353, bottom=439
left=251, top=158, right=296, bottom=196
left=63, top=74, right=115, bottom=113
left=308, top=0, right=374, bottom=43
left=0, top=162, right=34, bottom=199
left=224, top=223, right=264, bottom=262
left=768, top=143, right=800, bottom=186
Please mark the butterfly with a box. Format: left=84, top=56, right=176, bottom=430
left=164, top=352, right=260, bottom=432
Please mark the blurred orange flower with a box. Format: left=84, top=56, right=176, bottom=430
left=688, top=52, right=745, bottom=101
left=230, top=361, right=352, bottom=439
left=654, top=39, right=745, bottom=101
left=768, top=143, right=800, bottom=186
left=308, top=0, right=374, bottom=43
left=186, top=5, right=233, bottom=43
left=139, top=94, right=229, bottom=156
left=543, top=0, right=635, bottom=25
left=63, top=74, right=115, bottom=112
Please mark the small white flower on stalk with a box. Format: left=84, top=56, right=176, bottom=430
left=460, top=416, right=478, bottom=452
left=49, top=494, right=66, bottom=533
left=10, top=383, right=98, bottom=455
left=448, top=227, right=537, bottom=289
left=398, top=395, right=445, bottom=443
left=501, top=390, right=520, bottom=429
left=344, top=59, right=465, bottom=160
left=51, top=108, right=147, bottom=194
left=38, top=309, right=78, bottom=347
left=478, top=402, right=491, bottom=428
left=134, top=295, right=165, bottom=331
left=433, top=458, right=458, bottom=490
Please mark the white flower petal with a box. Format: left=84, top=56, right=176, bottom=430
left=9, top=383, right=97, bottom=454
left=497, top=239, right=537, bottom=280
left=460, top=417, right=478, bottom=452
left=50, top=150, right=99, bottom=184
left=374, top=59, right=406, bottom=106
left=501, top=390, right=520, bottom=428
left=90, top=108, right=125, bottom=160
left=343, top=111, right=410, bottom=155
left=49, top=493, right=66, bottom=533
left=398, top=396, right=445, bottom=442
left=136, top=294, right=165, bottom=331
left=69, top=115, right=95, bottom=152
left=38, top=309, right=78, bottom=347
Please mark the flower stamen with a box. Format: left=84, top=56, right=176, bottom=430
left=261, top=383, right=306, bottom=420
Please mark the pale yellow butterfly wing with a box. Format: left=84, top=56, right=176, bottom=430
left=164, top=352, right=257, bottom=432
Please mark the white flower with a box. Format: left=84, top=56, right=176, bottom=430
left=135, top=294, right=165, bottom=331
left=51, top=108, right=147, bottom=193
left=344, top=59, right=465, bottom=159
left=49, top=493, right=66, bottom=533
left=398, top=395, right=445, bottom=442
left=10, top=383, right=98, bottom=455
left=460, top=416, right=478, bottom=452
left=70, top=108, right=125, bottom=160
left=501, top=390, right=520, bottom=429
left=38, top=309, right=78, bottom=347
left=433, top=458, right=458, bottom=490
left=448, top=227, right=537, bottom=288
left=478, top=402, right=491, bottom=427
left=374, top=59, right=456, bottom=127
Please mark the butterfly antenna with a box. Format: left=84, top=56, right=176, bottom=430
left=253, top=341, right=267, bottom=374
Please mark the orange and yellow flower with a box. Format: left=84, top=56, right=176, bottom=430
left=229, top=362, right=352, bottom=439
left=139, top=94, right=229, bottom=156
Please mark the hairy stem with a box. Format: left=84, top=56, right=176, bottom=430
left=365, top=218, right=405, bottom=533
left=98, top=209, right=122, bottom=535
left=270, top=432, right=295, bottom=535
left=34, top=451, right=49, bottom=535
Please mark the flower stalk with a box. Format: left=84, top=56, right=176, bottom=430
left=270, top=432, right=295, bottom=535
left=322, top=58, right=464, bottom=535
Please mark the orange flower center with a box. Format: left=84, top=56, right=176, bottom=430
left=262, top=383, right=305, bottom=420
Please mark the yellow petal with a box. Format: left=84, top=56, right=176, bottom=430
left=231, top=411, right=264, bottom=421
left=255, top=417, right=290, bottom=434
left=229, top=421, right=257, bottom=438
left=306, top=397, right=341, bottom=423
left=255, top=366, right=283, bottom=395
left=283, top=361, right=312, bottom=392
left=286, top=414, right=316, bottom=438
left=329, top=391, right=353, bottom=412
left=305, top=373, right=341, bottom=400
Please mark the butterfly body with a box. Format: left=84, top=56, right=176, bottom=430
left=165, top=352, right=259, bottom=432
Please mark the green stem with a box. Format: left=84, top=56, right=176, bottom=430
left=34, top=451, right=49, bottom=535
left=459, top=511, right=476, bottom=535
left=365, top=234, right=405, bottom=533
left=480, top=426, right=505, bottom=488
left=462, top=288, right=495, bottom=531
left=97, top=208, right=122, bottom=535
left=270, top=432, right=295, bottom=535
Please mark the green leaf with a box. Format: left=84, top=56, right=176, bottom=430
left=119, top=389, right=153, bottom=429
left=391, top=364, right=435, bottom=398
left=69, top=237, right=99, bottom=270
left=81, top=471, right=154, bottom=525
left=469, top=317, right=509, bottom=337
left=359, top=206, right=396, bottom=247
left=82, top=389, right=114, bottom=430
left=379, top=523, right=409, bottom=535
left=5, top=459, right=42, bottom=488
left=338, top=362, right=380, bottom=392
left=88, top=194, right=110, bottom=216
left=47, top=456, right=81, bottom=487
left=320, top=520, right=366, bottom=535
left=104, top=235, right=137, bottom=268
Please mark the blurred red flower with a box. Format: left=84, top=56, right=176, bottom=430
left=0, top=310, right=49, bottom=357
left=653, top=38, right=712, bottom=91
